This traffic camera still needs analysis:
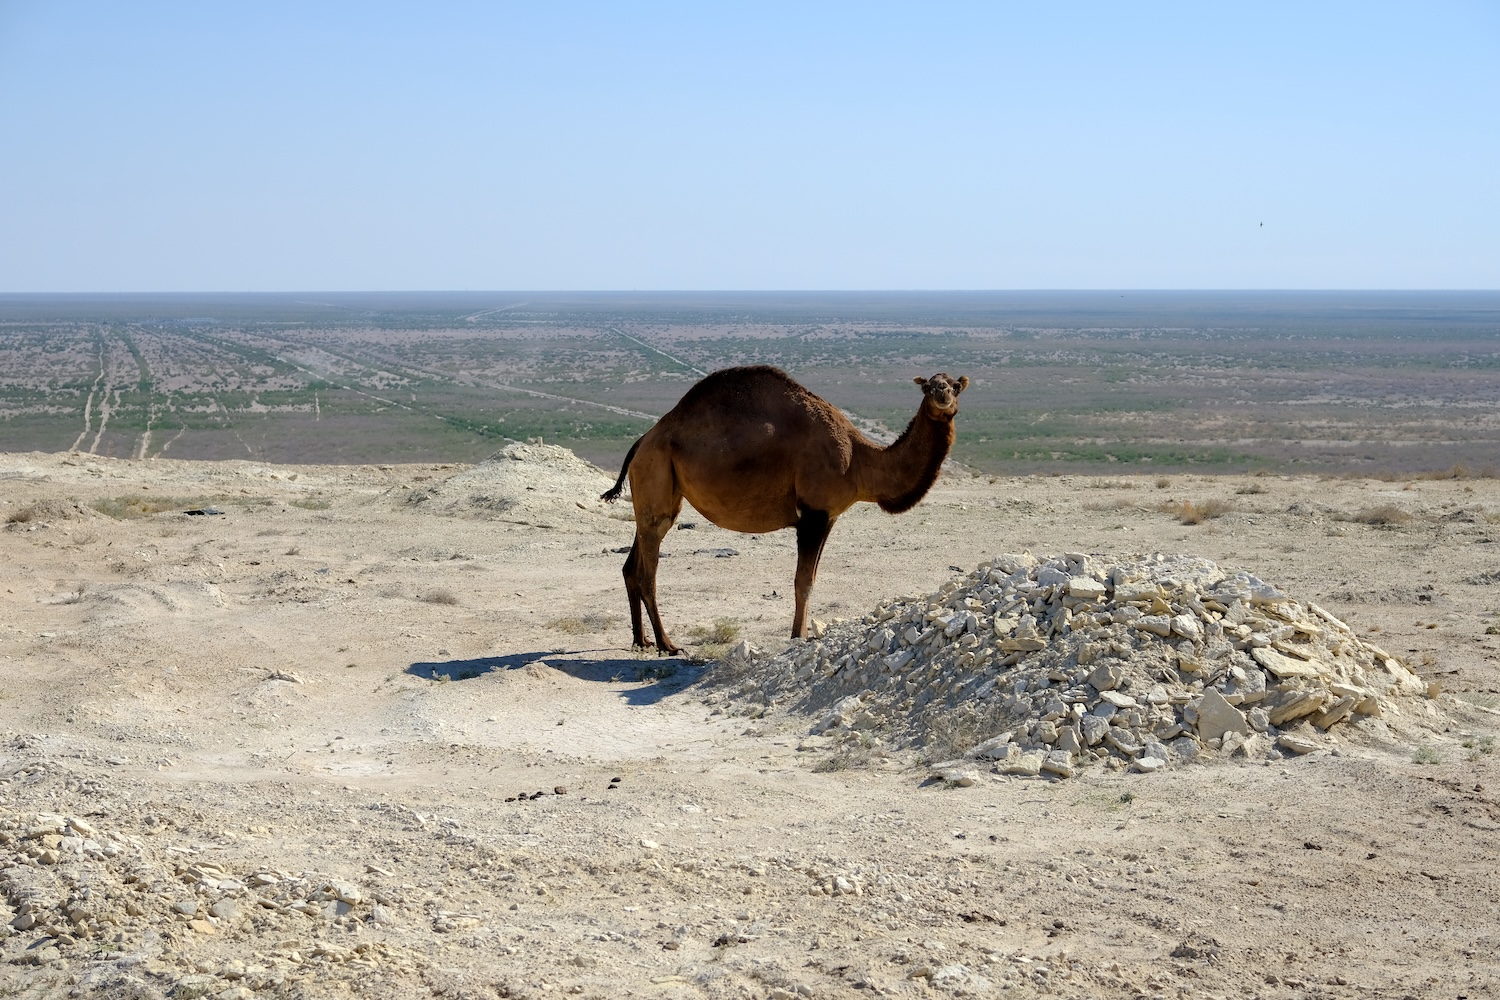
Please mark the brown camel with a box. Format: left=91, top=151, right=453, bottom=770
left=601, top=365, right=968, bottom=653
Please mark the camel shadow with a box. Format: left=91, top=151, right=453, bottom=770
left=405, top=649, right=703, bottom=706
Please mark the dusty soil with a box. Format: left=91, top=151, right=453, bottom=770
left=1, top=450, right=1498, bottom=1000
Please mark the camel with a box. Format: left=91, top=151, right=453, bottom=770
left=601, top=365, right=968, bottom=653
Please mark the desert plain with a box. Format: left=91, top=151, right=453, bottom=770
left=2, top=443, right=1499, bottom=1000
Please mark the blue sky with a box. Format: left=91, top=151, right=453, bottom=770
left=1, top=2, right=1496, bottom=291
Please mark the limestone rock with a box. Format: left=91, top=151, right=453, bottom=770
left=1195, top=689, right=1249, bottom=742
left=740, top=550, right=1433, bottom=781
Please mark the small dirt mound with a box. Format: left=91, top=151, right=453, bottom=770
left=724, top=552, right=1436, bottom=779
left=4, top=499, right=94, bottom=527
left=403, top=443, right=630, bottom=529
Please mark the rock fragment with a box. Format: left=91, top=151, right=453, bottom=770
left=733, top=551, right=1432, bottom=781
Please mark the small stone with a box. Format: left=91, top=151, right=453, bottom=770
left=1088, top=663, right=1123, bottom=691
left=1057, top=726, right=1082, bottom=755
left=1194, top=688, right=1249, bottom=743
left=172, top=901, right=197, bottom=917
left=29, top=944, right=61, bottom=964
left=1277, top=732, right=1321, bottom=755
left=1080, top=715, right=1110, bottom=746
left=1170, top=614, right=1203, bottom=640
left=1268, top=689, right=1327, bottom=726
left=1040, top=750, right=1076, bottom=778
left=1099, top=690, right=1138, bottom=709
left=1130, top=756, right=1166, bottom=773
left=640, top=838, right=659, bottom=850
left=1134, top=615, right=1173, bottom=637
left=1252, top=647, right=1324, bottom=679
left=999, top=750, right=1046, bottom=777
left=1067, top=577, right=1107, bottom=602
left=554, top=785, right=568, bottom=795
left=1312, top=696, right=1356, bottom=730
left=208, top=899, right=238, bottom=921
left=188, top=919, right=216, bottom=935
left=1235, top=733, right=1271, bottom=758
left=932, top=764, right=981, bottom=787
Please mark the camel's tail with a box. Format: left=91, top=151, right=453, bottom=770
left=600, top=435, right=644, bottom=502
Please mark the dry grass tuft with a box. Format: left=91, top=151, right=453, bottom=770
left=1154, top=477, right=1171, bottom=489
left=1348, top=504, right=1414, bottom=526
left=1235, top=483, right=1267, bottom=495
left=689, top=618, right=742, bottom=645
left=419, top=587, right=461, bottom=606
left=687, top=618, right=742, bottom=661
left=93, top=495, right=196, bottom=519
left=547, top=611, right=616, bottom=634
left=1161, top=498, right=1235, bottom=525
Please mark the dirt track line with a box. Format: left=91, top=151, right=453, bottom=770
left=463, top=302, right=529, bottom=322
left=69, top=336, right=106, bottom=452
left=88, top=388, right=119, bottom=454
left=135, top=407, right=154, bottom=460
left=609, top=327, right=708, bottom=377
left=259, top=335, right=658, bottom=423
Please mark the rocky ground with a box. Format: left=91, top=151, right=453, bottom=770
left=1, top=447, right=1498, bottom=1000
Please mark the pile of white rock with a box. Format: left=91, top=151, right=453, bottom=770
left=732, top=552, right=1433, bottom=779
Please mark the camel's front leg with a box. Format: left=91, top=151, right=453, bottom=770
left=792, top=507, right=833, bottom=638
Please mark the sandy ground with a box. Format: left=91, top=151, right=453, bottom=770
left=1, top=450, right=1498, bottom=1000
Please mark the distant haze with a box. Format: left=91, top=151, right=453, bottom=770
left=1, top=3, right=1496, bottom=291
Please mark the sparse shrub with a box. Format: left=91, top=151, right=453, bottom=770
left=419, top=588, right=460, bottom=606
left=813, top=746, right=875, bottom=773
left=548, top=612, right=615, bottom=634
left=1154, top=477, right=1171, bottom=489
left=1236, top=483, right=1267, bottom=495
left=1461, top=735, right=1495, bottom=761
left=1349, top=504, right=1414, bottom=526
left=686, top=618, right=742, bottom=661
left=1412, top=745, right=1441, bottom=765
left=689, top=618, right=741, bottom=645
left=92, top=495, right=191, bottom=519
left=636, top=662, right=679, bottom=682
left=1162, top=498, right=1234, bottom=525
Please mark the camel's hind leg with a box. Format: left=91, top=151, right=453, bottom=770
left=622, top=535, right=648, bottom=648
left=622, top=453, right=683, bottom=654
left=791, top=507, right=833, bottom=639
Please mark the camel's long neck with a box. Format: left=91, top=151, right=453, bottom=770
left=854, top=408, right=955, bottom=514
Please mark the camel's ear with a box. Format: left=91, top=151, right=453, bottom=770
left=956, top=376, right=969, bottom=393
left=913, top=376, right=927, bottom=388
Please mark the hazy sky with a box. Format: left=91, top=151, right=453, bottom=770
left=2, top=2, right=1496, bottom=291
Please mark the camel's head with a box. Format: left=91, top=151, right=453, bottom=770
left=914, top=373, right=968, bottom=418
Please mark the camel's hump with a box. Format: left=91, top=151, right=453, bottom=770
left=676, top=365, right=817, bottom=404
